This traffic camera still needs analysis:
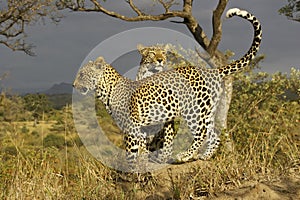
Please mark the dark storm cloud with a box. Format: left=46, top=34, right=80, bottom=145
left=0, top=0, right=299, bottom=91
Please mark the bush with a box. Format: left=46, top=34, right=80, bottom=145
left=21, top=125, right=29, bottom=134
left=2, top=146, right=18, bottom=157
left=43, top=134, right=65, bottom=149
left=65, top=136, right=83, bottom=147
left=31, top=130, right=39, bottom=137
left=228, top=68, right=300, bottom=170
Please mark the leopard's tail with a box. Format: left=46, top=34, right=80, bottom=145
left=218, top=8, right=262, bottom=77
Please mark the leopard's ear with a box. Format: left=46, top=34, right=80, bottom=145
left=164, top=43, right=171, bottom=52
left=95, top=56, right=106, bottom=64
left=137, top=44, right=147, bottom=55
left=94, top=56, right=107, bottom=69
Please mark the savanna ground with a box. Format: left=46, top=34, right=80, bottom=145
left=0, top=68, right=299, bottom=199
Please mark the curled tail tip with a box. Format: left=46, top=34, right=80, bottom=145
left=226, top=8, right=250, bottom=18
left=226, top=8, right=241, bottom=18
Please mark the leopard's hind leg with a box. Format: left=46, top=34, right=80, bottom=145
left=148, top=121, right=176, bottom=163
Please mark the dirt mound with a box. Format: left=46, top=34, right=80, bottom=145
left=211, top=176, right=300, bottom=200
left=211, top=183, right=284, bottom=199
left=132, top=160, right=300, bottom=199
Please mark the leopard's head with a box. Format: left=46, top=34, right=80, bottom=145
left=137, top=44, right=169, bottom=67
left=73, top=56, right=108, bottom=95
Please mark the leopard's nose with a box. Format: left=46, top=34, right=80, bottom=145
left=157, top=58, right=163, bottom=63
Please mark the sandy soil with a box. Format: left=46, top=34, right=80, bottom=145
left=209, top=176, right=300, bottom=200
left=131, top=160, right=300, bottom=200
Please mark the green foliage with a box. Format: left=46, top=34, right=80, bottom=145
left=2, top=146, right=18, bottom=157
left=0, top=92, right=31, bottom=122
left=43, top=133, right=65, bottom=149
left=21, top=125, right=29, bottom=134
left=31, top=130, right=39, bottom=137
left=279, top=0, right=300, bottom=22
left=65, top=135, right=83, bottom=147
left=229, top=67, right=300, bottom=169
left=50, top=104, right=75, bottom=134
left=0, top=92, right=63, bottom=122
left=23, top=94, right=53, bottom=121
left=47, top=94, right=72, bottom=110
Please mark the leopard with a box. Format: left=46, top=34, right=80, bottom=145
left=136, top=43, right=176, bottom=162
left=136, top=43, right=201, bottom=162
left=73, top=8, right=262, bottom=164
left=135, top=44, right=204, bottom=162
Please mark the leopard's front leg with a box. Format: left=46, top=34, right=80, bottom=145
left=124, top=133, right=139, bottom=163
left=124, top=127, right=149, bottom=166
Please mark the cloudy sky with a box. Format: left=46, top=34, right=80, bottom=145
left=0, top=0, right=299, bottom=92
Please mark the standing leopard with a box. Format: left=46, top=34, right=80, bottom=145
left=73, top=8, right=262, bottom=164
left=136, top=43, right=181, bottom=162
left=136, top=43, right=213, bottom=162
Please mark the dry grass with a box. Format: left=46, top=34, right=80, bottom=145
left=1, top=69, right=300, bottom=199
left=0, top=119, right=299, bottom=199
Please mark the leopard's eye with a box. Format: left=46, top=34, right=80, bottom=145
left=148, top=51, right=156, bottom=57
left=81, top=87, right=88, bottom=94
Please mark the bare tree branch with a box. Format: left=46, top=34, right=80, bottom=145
left=0, top=0, right=61, bottom=55
left=0, top=40, right=35, bottom=56
left=207, top=0, right=228, bottom=55
left=58, top=0, right=228, bottom=64
left=68, top=0, right=188, bottom=21
left=126, top=0, right=143, bottom=16
left=158, top=0, right=175, bottom=13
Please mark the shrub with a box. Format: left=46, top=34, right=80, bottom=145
left=43, top=134, right=65, bottom=149
left=31, top=130, right=39, bottom=137
left=2, top=146, right=18, bottom=157
left=21, top=125, right=29, bottom=134
left=228, top=68, right=300, bottom=170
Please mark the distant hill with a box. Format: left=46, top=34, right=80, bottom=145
left=42, top=82, right=73, bottom=95
left=40, top=83, right=73, bottom=109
